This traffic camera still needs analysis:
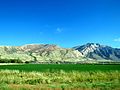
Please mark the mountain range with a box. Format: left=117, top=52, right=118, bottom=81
left=73, top=43, right=120, bottom=61
left=0, top=43, right=120, bottom=63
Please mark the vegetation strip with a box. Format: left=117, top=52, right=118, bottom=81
left=0, top=64, right=120, bottom=72
left=0, top=69, right=120, bottom=89
left=0, top=64, right=120, bottom=89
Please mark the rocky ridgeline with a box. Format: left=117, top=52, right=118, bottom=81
left=0, top=44, right=83, bottom=63
left=0, top=43, right=120, bottom=63
left=73, top=43, right=120, bottom=61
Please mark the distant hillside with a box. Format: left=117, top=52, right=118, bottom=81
left=0, top=43, right=120, bottom=63
left=73, top=43, right=120, bottom=61
left=0, top=44, right=83, bottom=63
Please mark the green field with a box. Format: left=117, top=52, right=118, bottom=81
left=0, top=64, right=120, bottom=90
left=0, top=64, right=120, bottom=72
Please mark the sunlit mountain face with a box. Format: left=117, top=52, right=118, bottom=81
left=0, top=43, right=120, bottom=63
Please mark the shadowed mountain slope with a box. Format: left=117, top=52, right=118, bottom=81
left=73, top=43, right=120, bottom=61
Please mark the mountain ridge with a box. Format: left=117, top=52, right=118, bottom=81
left=0, top=44, right=83, bottom=63
left=73, top=43, right=120, bottom=61
left=0, top=43, right=120, bottom=63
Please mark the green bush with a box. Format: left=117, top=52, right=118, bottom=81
left=0, top=59, right=23, bottom=63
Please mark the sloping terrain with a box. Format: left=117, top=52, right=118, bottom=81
left=73, top=43, right=120, bottom=61
left=0, top=43, right=120, bottom=63
left=0, top=44, right=83, bottom=63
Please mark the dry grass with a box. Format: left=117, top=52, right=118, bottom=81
left=0, top=70, right=120, bottom=89
left=7, top=84, right=107, bottom=90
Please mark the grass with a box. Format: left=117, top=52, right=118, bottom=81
left=0, top=69, right=120, bottom=89
left=0, top=64, right=120, bottom=72
left=0, top=64, right=120, bottom=89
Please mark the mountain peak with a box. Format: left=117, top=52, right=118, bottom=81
left=73, top=43, right=120, bottom=60
left=85, top=43, right=101, bottom=48
left=73, top=43, right=101, bottom=51
left=86, top=43, right=100, bottom=46
left=73, top=43, right=101, bottom=56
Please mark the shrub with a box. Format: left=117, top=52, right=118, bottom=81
left=0, top=59, right=23, bottom=63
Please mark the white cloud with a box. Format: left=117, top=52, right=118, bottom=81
left=114, top=38, right=120, bottom=42
left=56, top=28, right=62, bottom=33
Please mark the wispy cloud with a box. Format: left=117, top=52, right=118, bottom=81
left=114, top=38, right=120, bottom=42
left=56, top=28, right=62, bottom=33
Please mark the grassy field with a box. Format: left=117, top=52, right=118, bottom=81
left=0, top=64, right=120, bottom=72
left=0, top=64, right=120, bottom=90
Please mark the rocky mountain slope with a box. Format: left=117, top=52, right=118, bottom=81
left=0, top=43, right=120, bottom=63
left=0, top=44, right=83, bottom=63
left=73, top=43, right=120, bottom=61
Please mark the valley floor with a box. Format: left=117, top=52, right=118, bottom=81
left=0, top=64, right=120, bottom=90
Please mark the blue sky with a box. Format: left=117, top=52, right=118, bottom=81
left=0, top=0, right=120, bottom=48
